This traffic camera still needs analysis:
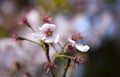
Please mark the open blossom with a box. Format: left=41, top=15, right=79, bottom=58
left=68, top=32, right=89, bottom=52
left=32, top=23, right=59, bottom=43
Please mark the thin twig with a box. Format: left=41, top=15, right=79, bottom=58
left=23, top=38, right=46, bottom=51
left=50, top=43, right=58, bottom=53
left=58, top=42, right=62, bottom=49
left=44, top=43, right=55, bottom=77
left=62, top=59, right=71, bottom=77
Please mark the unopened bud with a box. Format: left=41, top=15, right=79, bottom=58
left=12, top=34, right=25, bottom=41
left=67, top=44, right=74, bottom=51
left=43, top=16, right=52, bottom=23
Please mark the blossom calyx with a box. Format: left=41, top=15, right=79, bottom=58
left=45, top=62, right=57, bottom=73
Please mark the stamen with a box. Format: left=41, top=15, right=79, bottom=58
left=71, top=32, right=83, bottom=42
left=45, top=29, right=53, bottom=37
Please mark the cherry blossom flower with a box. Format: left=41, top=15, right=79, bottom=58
left=68, top=32, right=90, bottom=52
left=32, top=23, right=59, bottom=43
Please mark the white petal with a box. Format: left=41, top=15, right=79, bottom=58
left=68, top=38, right=75, bottom=44
left=75, top=44, right=90, bottom=52
left=45, top=37, right=54, bottom=43
left=38, top=23, right=58, bottom=43
left=47, top=24, right=56, bottom=31
left=41, top=36, right=46, bottom=40
left=32, top=32, right=43, bottom=39
left=39, top=26, right=47, bottom=33
left=39, top=23, right=56, bottom=31
left=54, top=35, right=59, bottom=43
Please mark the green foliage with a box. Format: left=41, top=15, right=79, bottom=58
left=36, top=0, right=72, bottom=15
left=0, top=27, right=8, bottom=38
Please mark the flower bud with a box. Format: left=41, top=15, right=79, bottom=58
left=67, top=44, right=74, bottom=51
left=12, top=33, right=19, bottom=41
left=18, top=17, right=33, bottom=29
left=12, top=34, right=25, bottom=41
left=43, top=16, right=52, bottom=23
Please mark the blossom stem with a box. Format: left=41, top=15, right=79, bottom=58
left=51, top=69, right=55, bottom=77
left=25, top=23, right=35, bottom=32
left=22, top=38, right=54, bottom=77
left=62, top=42, right=70, bottom=49
left=46, top=50, right=51, bottom=62
left=62, top=59, right=71, bottom=77
left=56, top=55, right=72, bottom=59
left=29, top=27, right=35, bottom=32
left=58, top=42, right=62, bottom=49
left=69, top=66, right=74, bottom=77
left=24, top=38, right=39, bottom=45
left=22, top=38, right=46, bottom=52
left=60, top=42, right=70, bottom=52
left=44, top=43, right=55, bottom=77
left=44, top=43, right=51, bottom=62
left=50, top=44, right=58, bottom=53
left=52, top=54, right=72, bottom=63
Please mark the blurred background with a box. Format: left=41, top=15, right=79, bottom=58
left=0, top=0, right=120, bottom=77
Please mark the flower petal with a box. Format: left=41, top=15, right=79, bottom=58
left=75, top=44, right=90, bottom=52
left=39, top=23, right=56, bottom=31
left=68, top=38, right=75, bottom=44
left=32, top=32, right=43, bottom=39
left=45, top=37, right=54, bottom=43
left=38, top=23, right=58, bottom=43
left=54, top=35, right=59, bottom=43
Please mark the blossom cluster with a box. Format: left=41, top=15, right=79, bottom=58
left=12, top=15, right=90, bottom=77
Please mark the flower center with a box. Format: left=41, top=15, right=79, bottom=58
left=45, top=29, right=53, bottom=37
